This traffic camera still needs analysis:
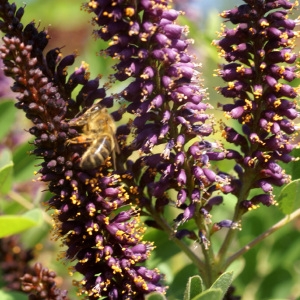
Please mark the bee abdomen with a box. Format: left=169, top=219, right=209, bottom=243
left=80, top=135, right=113, bottom=170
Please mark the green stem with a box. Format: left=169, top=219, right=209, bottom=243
left=8, top=190, right=53, bottom=225
left=194, top=202, right=216, bottom=287
left=215, top=167, right=257, bottom=271
left=224, top=208, right=300, bottom=270
left=146, top=203, right=210, bottom=286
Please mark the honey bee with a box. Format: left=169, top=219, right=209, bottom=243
left=67, top=102, right=120, bottom=170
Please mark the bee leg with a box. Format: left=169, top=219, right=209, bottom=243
left=65, top=135, right=93, bottom=146
left=114, top=136, right=121, bottom=155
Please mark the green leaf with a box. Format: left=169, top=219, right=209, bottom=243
left=12, top=140, right=39, bottom=182
left=145, top=292, right=167, bottom=300
left=210, top=272, right=233, bottom=297
left=184, top=275, right=204, bottom=300
left=191, top=288, right=223, bottom=300
left=0, top=208, right=42, bottom=238
left=0, top=100, right=16, bottom=141
left=277, top=179, right=300, bottom=215
left=0, top=290, right=28, bottom=300
left=20, top=218, right=51, bottom=249
left=0, top=149, right=13, bottom=194
left=281, top=148, right=300, bottom=180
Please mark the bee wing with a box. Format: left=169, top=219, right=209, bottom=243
left=108, top=121, right=120, bottom=169
left=68, top=102, right=103, bottom=127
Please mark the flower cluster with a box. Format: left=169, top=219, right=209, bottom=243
left=84, top=0, right=233, bottom=247
left=21, top=262, right=69, bottom=300
left=214, top=0, right=300, bottom=212
left=0, top=0, right=165, bottom=298
left=0, top=236, right=68, bottom=299
left=0, top=236, right=34, bottom=291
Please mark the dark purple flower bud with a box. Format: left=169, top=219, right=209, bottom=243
left=175, top=134, right=185, bottom=149
left=192, top=166, right=204, bottom=180
left=177, top=169, right=187, bottom=186
left=155, top=33, right=170, bottom=47
left=282, top=108, right=298, bottom=119
left=174, top=152, right=186, bottom=166
left=177, top=189, right=187, bottom=206
left=266, top=10, right=288, bottom=22
left=250, top=194, right=275, bottom=206
left=208, top=151, right=227, bottom=160
left=162, top=48, right=179, bottom=63
left=191, top=124, right=213, bottom=136
left=224, top=127, right=247, bottom=147
left=162, top=110, right=171, bottom=123
left=255, top=179, right=273, bottom=193
left=213, top=220, right=240, bottom=231
left=204, top=196, right=223, bottom=211
left=189, top=144, right=201, bottom=159
left=162, top=9, right=180, bottom=21
left=265, top=0, right=293, bottom=10
left=149, top=94, right=164, bottom=109
left=266, top=49, right=297, bottom=64
left=171, top=38, right=188, bottom=51
left=151, top=49, right=165, bottom=61
left=183, top=203, right=196, bottom=221
left=191, top=189, right=201, bottom=202
left=229, top=106, right=245, bottom=119
left=163, top=24, right=183, bottom=39
left=161, top=140, right=174, bottom=159
left=202, top=168, right=216, bottom=183
left=175, top=229, right=197, bottom=240
left=260, top=168, right=284, bottom=180
left=159, top=124, right=170, bottom=138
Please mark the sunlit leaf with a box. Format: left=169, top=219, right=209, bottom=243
left=277, top=179, right=300, bottom=215
left=191, top=289, right=223, bottom=300
left=12, top=140, right=38, bottom=182
left=210, top=272, right=233, bottom=297
left=0, top=208, right=42, bottom=238
left=0, top=149, right=13, bottom=194
left=0, top=100, right=16, bottom=141
left=184, top=275, right=204, bottom=300
left=0, top=290, right=28, bottom=300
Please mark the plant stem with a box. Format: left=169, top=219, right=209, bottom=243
left=8, top=190, right=53, bottom=225
left=224, top=208, right=300, bottom=269
left=146, top=203, right=210, bottom=286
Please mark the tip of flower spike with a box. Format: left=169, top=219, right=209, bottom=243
left=88, top=0, right=98, bottom=10
left=77, top=61, right=89, bottom=71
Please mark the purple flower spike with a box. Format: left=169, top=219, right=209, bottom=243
left=215, top=0, right=299, bottom=212
left=0, top=1, right=170, bottom=298
left=82, top=0, right=231, bottom=258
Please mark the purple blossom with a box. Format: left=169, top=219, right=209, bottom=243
left=0, top=0, right=165, bottom=298
left=215, top=0, right=299, bottom=211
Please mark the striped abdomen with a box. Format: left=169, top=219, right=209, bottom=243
left=80, top=134, right=114, bottom=170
